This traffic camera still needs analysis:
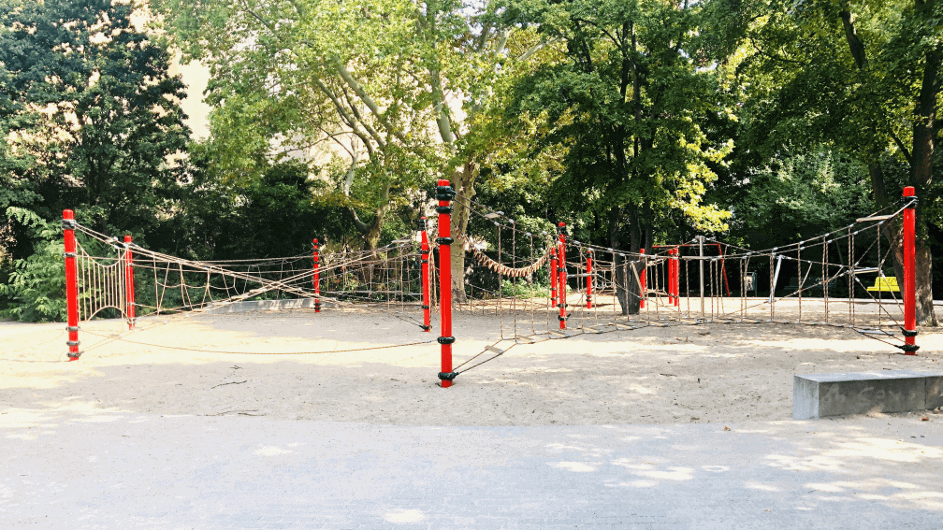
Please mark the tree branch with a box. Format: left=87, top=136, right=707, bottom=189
left=839, top=10, right=867, bottom=69
left=573, top=17, right=623, bottom=49
left=891, top=130, right=914, bottom=166
left=329, top=56, right=409, bottom=145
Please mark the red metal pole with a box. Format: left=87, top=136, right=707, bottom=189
left=586, top=250, right=593, bottom=309
left=420, top=218, right=431, bottom=332
left=639, top=249, right=646, bottom=309
left=667, top=249, right=673, bottom=305
left=903, top=186, right=918, bottom=354
left=124, top=235, right=135, bottom=330
left=63, top=210, right=81, bottom=361
left=558, top=223, right=567, bottom=330
left=313, top=238, right=321, bottom=313
left=673, top=248, right=680, bottom=307
left=550, top=248, right=558, bottom=310
left=436, top=180, right=456, bottom=387
left=668, top=249, right=675, bottom=305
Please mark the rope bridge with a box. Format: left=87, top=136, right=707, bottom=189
left=59, top=184, right=921, bottom=387
left=60, top=211, right=428, bottom=360
left=430, top=182, right=921, bottom=385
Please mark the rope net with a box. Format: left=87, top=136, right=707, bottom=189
left=70, top=222, right=427, bottom=330
left=64, top=190, right=915, bottom=375
left=439, top=192, right=916, bottom=378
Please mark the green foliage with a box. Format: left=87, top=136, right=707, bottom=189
left=176, top=146, right=354, bottom=260
left=500, top=278, right=551, bottom=299
left=0, top=0, right=192, bottom=320
left=731, top=149, right=874, bottom=247
left=495, top=0, right=734, bottom=251
left=0, top=208, right=65, bottom=322
left=0, top=0, right=191, bottom=235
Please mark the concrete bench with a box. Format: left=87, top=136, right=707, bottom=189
left=204, top=298, right=334, bottom=314
left=793, top=370, right=943, bottom=420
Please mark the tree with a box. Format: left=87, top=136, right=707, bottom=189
left=1, top=0, right=190, bottom=239
left=733, top=148, right=874, bottom=247
left=151, top=0, right=523, bottom=301
left=711, top=0, right=941, bottom=325
left=0, top=0, right=191, bottom=320
left=496, top=0, right=733, bottom=313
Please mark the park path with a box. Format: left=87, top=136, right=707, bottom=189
left=2, top=409, right=942, bottom=529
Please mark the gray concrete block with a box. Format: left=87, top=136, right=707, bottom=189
left=203, top=298, right=334, bottom=314
left=928, top=375, right=943, bottom=409
left=793, top=370, right=943, bottom=420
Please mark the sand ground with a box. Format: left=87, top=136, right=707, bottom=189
left=2, top=303, right=942, bottom=426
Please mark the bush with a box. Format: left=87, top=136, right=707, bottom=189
left=0, top=208, right=66, bottom=322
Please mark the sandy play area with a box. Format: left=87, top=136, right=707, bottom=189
left=3, top=301, right=942, bottom=426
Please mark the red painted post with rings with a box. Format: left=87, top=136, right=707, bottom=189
left=63, top=210, right=81, bottom=361
left=124, top=235, right=135, bottom=329
left=313, top=238, right=321, bottom=313
left=586, top=250, right=593, bottom=309
left=436, top=180, right=456, bottom=387
left=902, top=187, right=918, bottom=354
left=673, top=248, right=680, bottom=307
left=558, top=223, right=567, bottom=330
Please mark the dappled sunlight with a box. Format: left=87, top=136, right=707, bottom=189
left=253, top=445, right=295, bottom=456
left=384, top=509, right=425, bottom=524
left=548, top=461, right=598, bottom=472
left=744, top=481, right=782, bottom=492
left=827, top=438, right=943, bottom=462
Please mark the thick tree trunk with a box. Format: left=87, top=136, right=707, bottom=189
left=449, top=161, right=476, bottom=304
left=842, top=9, right=937, bottom=326
left=348, top=182, right=390, bottom=287
left=916, top=247, right=936, bottom=326
left=910, top=44, right=939, bottom=326
left=612, top=204, right=642, bottom=315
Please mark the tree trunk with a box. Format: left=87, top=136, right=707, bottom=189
left=348, top=185, right=390, bottom=287
left=916, top=247, right=936, bottom=326
left=910, top=43, right=939, bottom=326
left=449, top=161, right=476, bottom=304
left=842, top=9, right=937, bottom=326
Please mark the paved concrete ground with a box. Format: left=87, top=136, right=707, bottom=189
left=2, top=410, right=942, bottom=529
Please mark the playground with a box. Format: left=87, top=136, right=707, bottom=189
left=4, top=303, right=942, bottom=426
left=3, top=306, right=943, bottom=529
left=3, top=186, right=943, bottom=528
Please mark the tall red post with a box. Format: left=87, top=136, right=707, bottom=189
left=639, top=249, right=646, bottom=309
left=420, top=217, right=431, bottom=332
left=673, top=248, right=680, bottom=307
left=558, top=223, right=567, bottom=330
left=124, top=235, right=135, bottom=330
left=313, top=238, right=321, bottom=313
left=550, top=248, right=558, bottom=310
left=667, top=248, right=674, bottom=305
left=436, top=180, right=456, bottom=387
left=63, top=210, right=81, bottom=361
left=586, top=250, right=593, bottom=309
left=902, top=186, right=918, bottom=354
